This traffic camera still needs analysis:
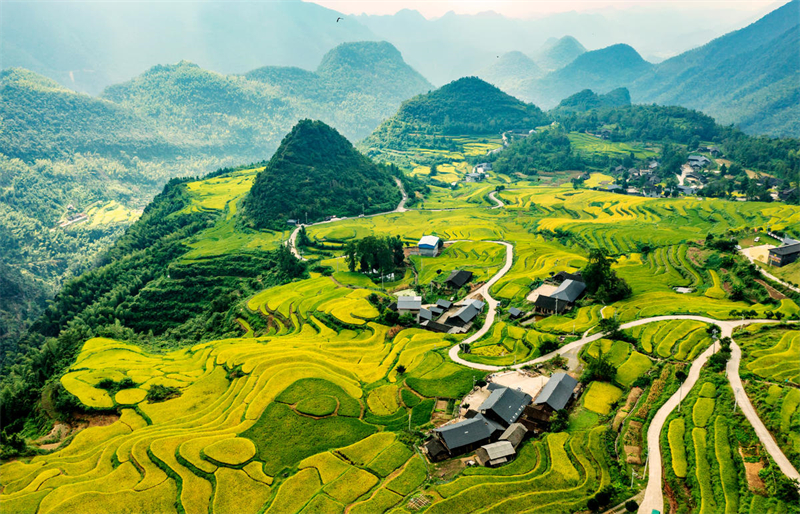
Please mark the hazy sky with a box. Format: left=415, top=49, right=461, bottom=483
left=311, top=0, right=779, bottom=19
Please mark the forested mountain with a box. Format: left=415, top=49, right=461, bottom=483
left=521, top=44, right=653, bottom=109
left=0, top=41, right=429, bottom=347
left=478, top=52, right=544, bottom=99
left=534, top=36, right=587, bottom=71
left=0, top=69, right=175, bottom=161
left=244, top=120, right=401, bottom=230
left=491, top=101, right=800, bottom=187
left=630, top=0, right=800, bottom=137
left=362, top=77, right=548, bottom=154
left=551, top=88, right=632, bottom=114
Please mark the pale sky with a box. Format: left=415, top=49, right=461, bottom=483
left=310, top=0, right=778, bottom=19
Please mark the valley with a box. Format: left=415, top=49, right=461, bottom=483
left=1, top=3, right=800, bottom=513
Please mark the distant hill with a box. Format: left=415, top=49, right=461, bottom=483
left=391, top=77, right=548, bottom=133
left=0, top=68, right=174, bottom=161
left=245, top=41, right=433, bottom=138
left=630, top=0, right=800, bottom=136
left=526, top=44, right=653, bottom=108
left=244, top=120, right=401, bottom=230
left=534, top=36, right=587, bottom=71
left=477, top=51, right=544, bottom=99
left=551, top=88, right=631, bottom=113
left=103, top=61, right=294, bottom=159
left=0, top=1, right=379, bottom=94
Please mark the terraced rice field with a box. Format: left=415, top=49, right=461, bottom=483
left=567, top=132, right=658, bottom=159
left=0, top=275, right=462, bottom=514
left=627, top=319, right=712, bottom=360
left=6, top=165, right=800, bottom=514
left=410, top=241, right=505, bottom=285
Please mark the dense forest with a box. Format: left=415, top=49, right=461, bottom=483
left=244, top=120, right=402, bottom=230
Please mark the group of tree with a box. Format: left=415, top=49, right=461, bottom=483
left=344, top=235, right=405, bottom=275
left=582, top=249, right=633, bottom=303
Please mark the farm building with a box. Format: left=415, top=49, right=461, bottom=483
left=430, top=306, right=444, bottom=317
left=688, top=155, right=711, bottom=168
left=397, top=296, right=422, bottom=315
left=499, top=423, right=527, bottom=449
left=419, top=308, right=433, bottom=322
left=420, top=320, right=453, bottom=333
left=448, top=299, right=485, bottom=327
left=550, top=279, right=586, bottom=303
left=552, top=271, right=583, bottom=284
left=446, top=270, right=474, bottom=289
left=508, top=307, right=522, bottom=319
left=418, top=235, right=443, bottom=257
left=466, top=172, right=486, bottom=182
left=431, top=413, right=505, bottom=456
left=436, top=299, right=453, bottom=309
left=519, top=373, right=579, bottom=433
left=479, top=385, right=532, bottom=426
left=768, top=242, right=800, bottom=267
left=475, top=441, right=516, bottom=467
left=474, top=163, right=493, bottom=173
left=533, top=295, right=569, bottom=315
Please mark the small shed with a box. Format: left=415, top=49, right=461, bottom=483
left=419, top=308, right=433, bottom=322
left=446, top=270, right=474, bottom=289
left=499, top=423, right=527, bottom=449
left=508, top=307, right=522, bottom=319
left=418, top=235, right=443, bottom=257
left=475, top=441, right=515, bottom=467
left=397, top=296, right=422, bottom=315
left=436, top=299, right=453, bottom=310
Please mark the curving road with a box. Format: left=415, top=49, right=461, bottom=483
left=434, top=249, right=797, bottom=513
left=286, top=178, right=408, bottom=260
left=488, top=191, right=505, bottom=209
left=447, top=241, right=514, bottom=370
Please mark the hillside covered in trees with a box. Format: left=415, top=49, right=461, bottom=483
left=244, top=120, right=401, bottom=230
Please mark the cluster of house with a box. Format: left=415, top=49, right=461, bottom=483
left=533, top=272, right=586, bottom=315
left=424, top=373, right=579, bottom=466
left=687, top=154, right=712, bottom=169
left=768, top=236, right=800, bottom=267
left=396, top=294, right=486, bottom=334
left=467, top=163, right=491, bottom=182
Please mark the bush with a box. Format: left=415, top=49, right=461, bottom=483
left=625, top=500, right=639, bottom=512
left=145, top=384, right=180, bottom=403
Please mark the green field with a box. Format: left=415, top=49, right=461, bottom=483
left=5, top=141, right=800, bottom=514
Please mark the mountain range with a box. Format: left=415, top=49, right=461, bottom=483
left=474, top=0, right=800, bottom=137
left=2, top=1, right=770, bottom=94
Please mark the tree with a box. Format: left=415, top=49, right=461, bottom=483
left=549, top=409, right=569, bottom=432
left=429, top=163, right=438, bottom=177
left=625, top=500, right=639, bottom=512
left=582, top=350, right=617, bottom=383
left=582, top=249, right=632, bottom=303
left=396, top=364, right=407, bottom=375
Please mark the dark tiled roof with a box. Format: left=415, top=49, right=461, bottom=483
left=534, top=295, right=569, bottom=314
left=419, top=308, right=433, bottom=321
left=553, top=271, right=583, bottom=284
left=508, top=308, right=522, bottom=318
left=534, top=373, right=578, bottom=411
left=550, top=280, right=586, bottom=303
left=770, top=243, right=800, bottom=256
left=423, top=321, right=452, bottom=333
left=479, top=387, right=532, bottom=426
left=434, top=414, right=504, bottom=451
left=436, top=299, right=453, bottom=309
left=450, top=304, right=481, bottom=326
left=446, top=270, right=474, bottom=288
left=430, top=307, right=444, bottom=316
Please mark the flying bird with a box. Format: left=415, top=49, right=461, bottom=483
left=336, top=17, right=342, bottom=22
